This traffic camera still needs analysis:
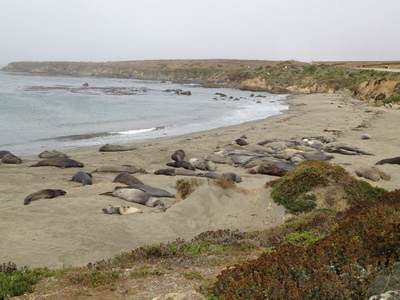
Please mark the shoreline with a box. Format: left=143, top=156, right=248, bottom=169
left=1, top=92, right=399, bottom=269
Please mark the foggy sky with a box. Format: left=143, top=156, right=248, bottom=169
left=1, top=0, right=399, bottom=66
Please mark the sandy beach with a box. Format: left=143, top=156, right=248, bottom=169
left=0, top=92, right=399, bottom=270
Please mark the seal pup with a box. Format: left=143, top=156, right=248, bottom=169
left=101, top=188, right=165, bottom=208
left=71, top=171, right=93, bottom=186
left=39, top=150, right=69, bottom=159
left=115, top=184, right=175, bottom=198
left=102, top=204, right=143, bottom=215
left=113, top=172, right=143, bottom=185
left=171, top=149, right=185, bottom=162
left=1, top=153, right=22, bottom=164
left=31, top=158, right=84, bottom=168
left=24, top=189, right=67, bottom=205
left=93, top=164, right=146, bottom=174
left=375, top=157, right=400, bottom=165
left=99, top=144, right=137, bottom=152
left=166, top=160, right=195, bottom=171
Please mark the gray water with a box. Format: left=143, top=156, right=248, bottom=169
left=0, top=72, right=288, bottom=155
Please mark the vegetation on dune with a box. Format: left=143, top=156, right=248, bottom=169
left=210, top=190, right=400, bottom=299
left=269, top=160, right=387, bottom=214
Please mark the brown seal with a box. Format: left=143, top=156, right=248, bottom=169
left=154, top=168, right=199, bottom=176
left=1, top=153, right=22, bottom=164
left=93, top=164, right=146, bottom=174
left=99, top=144, right=136, bottom=152
left=24, top=189, right=67, bottom=205
left=375, top=157, right=400, bottom=165
left=39, top=150, right=69, bottom=158
left=31, top=158, right=84, bottom=168
left=113, top=172, right=143, bottom=185
left=171, top=149, right=185, bottom=162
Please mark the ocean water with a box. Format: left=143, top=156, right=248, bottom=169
left=0, top=72, right=288, bottom=155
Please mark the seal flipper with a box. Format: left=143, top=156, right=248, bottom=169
left=99, top=191, right=114, bottom=196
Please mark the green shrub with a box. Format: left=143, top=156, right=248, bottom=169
left=0, top=268, right=52, bottom=298
left=210, top=190, right=400, bottom=299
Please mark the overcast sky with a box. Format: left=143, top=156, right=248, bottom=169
left=1, top=0, right=399, bottom=66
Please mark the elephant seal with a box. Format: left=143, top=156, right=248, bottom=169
left=102, top=204, right=143, bottom=215
left=248, top=161, right=295, bottom=177
left=0, top=150, right=11, bottom=159
left=1, top=153, right=22, bottom=164
left=115, top=184, right=175, bottom=198
left=31, top=158, right=84, bottom=168
left=188, top=158, right=214, bottom=171
left=171, top=149, right=185, bottom=162
left=93, top=164, right=146, bottom=174
left=355, top=167, right=381, bottom=182
left=99, top=144, right=136, bottom=152
left=154, top=168, right=199, bottom=177
left=375, top=157, right=400, bottom=165
left=204, top=154, right=234, bottom=165
left=113, top=172, right=143, bottom=185
left=71, top=171, right=93, bottom=186
left=39, top=150, right=69, bottom=159
left=24, top=189, right=66, bottom=205
left=198, top=172, right=242, bottom=183
left=106, top=188, right=164, bottom=208
left=166, top=160, right=195, bottom=171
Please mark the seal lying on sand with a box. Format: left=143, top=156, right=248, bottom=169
left=71, top=171, right=93, bottom=186
left=154, top=168, right=199, bottom=176
left=324, top=143, right=374, bottom=156
left=101, top=189, right=165, bottom=208
left=113, top=172, right=143, bottom=185
left=166, top=160, right=195, bottom=170
left=24, top=189, right=66, bottom=205
left=0, top=150, right=11, bottom=159
left=248, top=161, right=295, bottom=177
left=31, top=158, right=84, bottom=168
left=115, top=184, right=175, bottom=198
left=102, top=204, right=143, bottom=215
left=375, top=157, right=400, bottom=165
left=1, top=153, right=22, bottom=164
left=188, top=158, right=215, bottom=171
left=93, top=164, right=146, bottom=174
left=171, top=149, right=185, bottom=162
left=39, top=150, right=69, bottom=158
left=198, top=172, right=242, bottom=183
left=99, top=144, right=137, bottom=152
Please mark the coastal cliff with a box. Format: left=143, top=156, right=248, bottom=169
left=2, top=59, right=400, bottom=104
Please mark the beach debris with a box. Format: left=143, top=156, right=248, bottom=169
left=31, top=158, right=84, bottom=168
left=39, top=150, right=69, bottom=159
left=99, top=144, right=136, bottom=152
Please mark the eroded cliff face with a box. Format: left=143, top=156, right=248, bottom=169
left=355, top=78, right=400, bottom=109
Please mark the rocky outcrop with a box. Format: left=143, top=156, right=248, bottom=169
left=355, top=78, right=400, bottom=108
